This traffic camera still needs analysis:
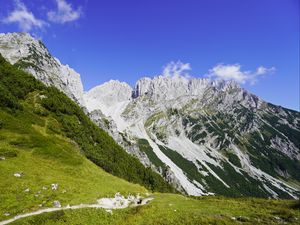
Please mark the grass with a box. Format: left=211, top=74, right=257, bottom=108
left=0, top=109, right=146, bottom=221
left=9, top=194, right=300, bottom=225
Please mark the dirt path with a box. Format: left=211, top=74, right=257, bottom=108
left=0, top=197, right=153, bottom=225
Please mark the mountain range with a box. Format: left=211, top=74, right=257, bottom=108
left=0, top=32, right=299, bottom=199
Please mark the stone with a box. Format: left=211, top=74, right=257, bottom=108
left=53, top=200, right=61, bottom=208
left=13, top=173, right=22, bottom=177
left=51, top=183, right=58, bottom=191
left=106, top=209, right=113, bottom=214
left=127, top=194, right=135, bottom=202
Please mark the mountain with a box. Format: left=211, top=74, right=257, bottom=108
left=0, top=33, right=85, bottom=106
left=0, top=32, right=299, bottom=199
left=0, top=32, right=300, bottom=224
left=0, top=59, right=299, bottom=224
left=84, top=74, right=300, bottom=199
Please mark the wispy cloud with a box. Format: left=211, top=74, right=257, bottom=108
left=47, top=0, right=82, bottom=24
left=2, top=0, right=47, bottom=32
left=162, top=61, right=191, bottom=78
left=207, top=63, right=275, bottom=85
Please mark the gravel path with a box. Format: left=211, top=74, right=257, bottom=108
left=0, top=196, right=154, bottom=225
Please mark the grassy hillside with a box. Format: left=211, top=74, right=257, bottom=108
left=0, top=108, right=146, bottom=221
left=10, top=194, right=300, bottom=225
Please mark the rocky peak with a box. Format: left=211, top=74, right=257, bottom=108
left=211, top=79, right=240, bottom=91
left=0, top=32, right=85, bottom=106
left=131, top=74, right=265, bottom=110
left=132, top=73, right=243, bottom=101
left=84, top=80, right=133, bottom=112
left=133, top=75, right=189, bottom=99
left=0, top=32, right=43, bottom=64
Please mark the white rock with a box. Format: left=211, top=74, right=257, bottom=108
left=141, top=197, right=154, bottom=205
left=13, top=173, right=22, bottom=177
left=51, top=183, right=58, bottom=191
left=127, top=194, right=135, bottom=202
left=53, top=200, right=61, bottom=208
left=106, top=209, right=113, bottom=214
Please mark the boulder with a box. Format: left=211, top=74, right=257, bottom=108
left=51, top=183, right=58, bottom=191
left=53, top=200, right=61, bottom=208
left=13, top=173, right=22, bottom=177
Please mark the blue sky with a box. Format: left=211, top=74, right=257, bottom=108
left=0, top=0, right=299, bottom=110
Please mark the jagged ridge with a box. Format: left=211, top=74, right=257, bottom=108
left=84, top=74, right=300, bottom=198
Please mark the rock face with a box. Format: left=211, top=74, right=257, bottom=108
left=0, top=32, right=85, bottom=106
left=84, top=80, right=133, bottom=112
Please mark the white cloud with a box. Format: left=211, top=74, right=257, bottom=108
left=207, top=63, right=275, bottom=85
left=47, top=0, right=82, bottom=24
left=162, top=61, right=192, bottom=78
left=2, top=0, right=47, bottom=32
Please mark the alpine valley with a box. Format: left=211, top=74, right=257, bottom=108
left=0, top=32, right=299, bottom=224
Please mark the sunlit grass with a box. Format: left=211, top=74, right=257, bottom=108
left=0, top=109, right=146, bottom=221
left=10, top=193, right=300, bottom=225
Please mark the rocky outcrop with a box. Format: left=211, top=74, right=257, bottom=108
left=0, top=33, right=85, bottom=106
